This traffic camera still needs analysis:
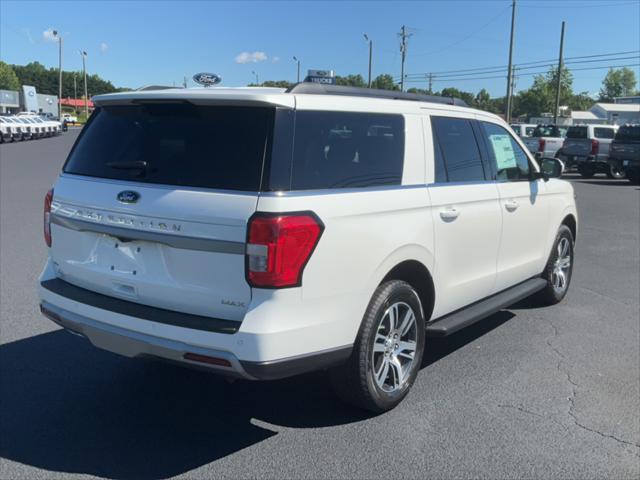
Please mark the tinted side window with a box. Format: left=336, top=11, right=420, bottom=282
left=481, top=122, right=531, bottom=181
left=431, top=117, right=485, bottom=182
left=433, top=134, right=448, bottom=183
left=290, top=111, right=404, bottom=190
left=594, top=127, right=615, bottom=139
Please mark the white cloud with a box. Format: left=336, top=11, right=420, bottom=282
left=42, top=28, right=59, bottom=42
left=272, top=56, right=280, bottom=63
left=100, top=42, right=108, bottom=53
left=235, top=51, right=267, bottom=64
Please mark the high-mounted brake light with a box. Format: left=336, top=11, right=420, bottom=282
left=538, top=138, right=546, bottom=152
left=246, top=213, right=323, bottom=288
left=591, top=139, right=599, bottom=156
left=44, top=188, right=53, bottom=247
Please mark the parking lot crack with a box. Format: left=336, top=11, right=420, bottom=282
left=544, top=318, right=640, bottom=456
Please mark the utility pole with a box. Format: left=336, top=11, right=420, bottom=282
left=364, top=34, right=373, bottom=88
left=293, top=56, right=301, bottom=83
left=509, top=65, right=517, bottom=119
left=53, top=31, right=63, bottom=118
left=398, top=25, right=412, bottom=92
left=252, top=70, right=259, bottom=85
left=73, top=73, right=77, bottom=109
left=81, top=51, right=88, bottom=120
left=554, top=21, right=566, bottom=125
left=183, top=76, right=187, bottom=88
left=427, top=73, right=433, bottom=94
left=505, top=0, right=516, bottom=123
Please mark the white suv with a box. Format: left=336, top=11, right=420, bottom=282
left=38, top=84, right=577, bottom=412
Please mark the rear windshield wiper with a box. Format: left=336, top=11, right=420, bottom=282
left=106, top=161, right=148, bottom=170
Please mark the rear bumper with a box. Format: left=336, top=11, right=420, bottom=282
left=39, top=298, right=351, bottom=380
left=38, top=266, right=353, bottom=380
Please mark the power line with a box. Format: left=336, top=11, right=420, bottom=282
left=401, top=63, right=640, bottom=84
left=403, top=50, right=639, bottom=78
left=411, top=5, right=511, bottom=57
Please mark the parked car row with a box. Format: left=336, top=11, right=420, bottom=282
left=0, top=113, right=64, bottom=143
left=510, top=122, right=639, bottom=183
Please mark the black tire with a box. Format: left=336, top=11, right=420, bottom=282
left=627, top=170, right=640, bottom=185
left=330, top=280, right=425, bottom=413
left=577, top=165, right=595, bottom=178
left=606, top=163, right=626, bottom=179
left=534, top=225, right=574, bottom=306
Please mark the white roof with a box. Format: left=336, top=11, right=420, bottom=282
left=571, top=111, right=599, bottom=120
left=92, top=86, right=495, bottom=119
left=593, top=102, right=640, bottom=113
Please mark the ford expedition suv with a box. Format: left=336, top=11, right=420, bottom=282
left=38, top=84, right=577, bottom=412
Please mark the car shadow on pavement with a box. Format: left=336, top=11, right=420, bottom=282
left=0, top=310, right=514, bottom=479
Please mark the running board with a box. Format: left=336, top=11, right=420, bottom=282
left=426, top=278, right=547, bottom=337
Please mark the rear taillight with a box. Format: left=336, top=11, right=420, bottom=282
left=591, top=139, right=599, bottom=156
left=246, top=213, right=323, bottom=288
left=538, top=138, right=546, bottom=152
left=44, top=188, right=53, bottom=247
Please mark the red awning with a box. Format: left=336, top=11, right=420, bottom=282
left=60, top=98, right=95, bottom=108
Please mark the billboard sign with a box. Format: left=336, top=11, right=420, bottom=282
left=304, top=69, right=336, bottom=85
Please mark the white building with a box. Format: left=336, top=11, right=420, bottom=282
left=590, top=102, right=640, bottom=125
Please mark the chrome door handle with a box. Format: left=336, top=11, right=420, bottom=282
left=440, top=207, right=460, bottom=221
left=505, top=200, right=519, bottom=212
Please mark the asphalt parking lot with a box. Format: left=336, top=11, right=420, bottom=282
left=1, top=131, right=639, bottom=479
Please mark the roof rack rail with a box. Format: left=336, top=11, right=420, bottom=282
left=285, top=82, right=468, bottom=107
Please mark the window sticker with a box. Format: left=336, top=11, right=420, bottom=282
left=489, top=134, right=517, bottom=170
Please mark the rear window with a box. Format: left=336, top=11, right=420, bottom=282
left=532, top=125, right=563, bottom=137
left=594, top=127, right=615, bottom=139
left=615, top=126, right=640, bottom=142
left=566, top=126, right=588, bottom=139
left=287, top=111, right=405, bottom=190
left=64, top=104, right=273, bottom=191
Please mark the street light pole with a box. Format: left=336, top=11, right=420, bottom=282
left=73, top=73, right=77, bottom=110
left=53, top=30, right=63, bottom=118
left=364, top=34, right=373, bottom=88
left=81, top=51, right=88, bottom=120
left=252, top=70, right=259, bottom=85
left=293, top=56, right=300, bottom=83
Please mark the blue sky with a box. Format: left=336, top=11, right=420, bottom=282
left=1, top=0, right=639, bottom=98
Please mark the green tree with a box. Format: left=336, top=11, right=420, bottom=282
left=513, top=65, right=573, bottom=118
left=568, top=92, right=595, bottom=111
left=253, top=80, right=294, bottom=89
left=0, top=61, right=20, bottom=90
left=11, top=62, right=120, bottom=97
left=371, top=74, right=399, bottom=91
left=598, top=67, right=637, bottom=101
left=439, top=87, right=475, bottom=106
left=335, top=74, right=366, bottom=87
left=473, top=88, right=493, bottom=112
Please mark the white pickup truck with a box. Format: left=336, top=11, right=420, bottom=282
left=523, top=124, right=567, bottom=160
left=62, top=113, right=78, bottom=124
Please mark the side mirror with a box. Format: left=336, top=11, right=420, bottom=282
left=537, top=157, right=564, bottom=180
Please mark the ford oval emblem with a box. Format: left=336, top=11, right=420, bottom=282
left=117, top=190, right=140, bottom=204
left=193, top=72, right=222, bottom=87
